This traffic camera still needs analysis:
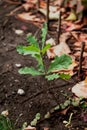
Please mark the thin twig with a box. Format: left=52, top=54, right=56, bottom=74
left=46, top=0, right=50, bottom=30
left=57, top=11, right=61, bottom=44
left=14, top=113, right=23, bottom=125
left=78, top=42, right=85, bottom=77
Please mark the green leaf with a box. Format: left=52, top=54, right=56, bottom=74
left=45, top=73, right=60, bottom=80
left=0, top=115, right=13, bottom=130
left=63, top=100, right=71, bottom=107
left=44, top=112, right=50, bottom=119
left=34, top=54, right=44, bottom=71
left=30, top=119, right=37, bottom=126
left=60, top=103, right=66, bottom=109
left=54, top=105, right=60, bottom=110
left=41, top=23, right=47, bottom=49
left=71, top=99, right=79, bottom=107
left=35, top=113, right=41, bottom=120
left=27, top=35, right=39, bottom=48
left=80, top=102, right=87, bottom=108
left=17, top=45, right=44, bottom=71
left=17, top=45, right=40, bottom=56
left=48, top=54, right=72, bottom=73
left=59, top=73, right=71, bottom=80
left=41, top=44, right=51, bottom=55
left=21, top=122, right=27, bottom=130
left=18, top=67, right=43, bottom=76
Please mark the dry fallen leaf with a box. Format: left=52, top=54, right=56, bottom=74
left=74, top=51, right=87, bottom=57
left=46, top=42, right=71, bottom=59
left=83, top=56, right=87, bottom=69
left=40, top=1, right=46, bottom=8
left=62, top=21, right=84, bottom=31
left=16, top=12, right=44, bottom=25
left=54, top=0, right=64, bottom=6
left=71, top=32, right=87, bottom=42
left=46, top=33, right=71, bottom=59
left=65, top=10, right=77, bottom=21
left=25, top=0, right=37, bottom=4
left=60, top=107, right=70, bottom=115
left=46, top=34, right=77, bottom=76
left=72, top=77, right=87, bottom=98
left=39, top=6, right=59, bottom=20
left=22, top=3, right=35, bottom=11
left=17, top=12, right=39, bottom=21
left=74, top=42, right=87, bottom=52
left=24, top=125, right=36, bottom=130
left=43, top=127, right=49, bottom=130
left=46, top=38, right=56, bottom=46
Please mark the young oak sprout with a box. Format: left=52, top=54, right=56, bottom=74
left=17, top=23, right=72, bottom=80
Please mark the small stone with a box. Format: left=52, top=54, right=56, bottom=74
left=26, top=33, right=32, bottom=37
left=15, top=63, right=21, bottom=68
left=1, top=110, right=9, bottom=116
left=17, top=89, right=25, bottom=95
left=15, top=29, right=23, bottom=35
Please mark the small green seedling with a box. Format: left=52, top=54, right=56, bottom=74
left=30, top=113, right=41, bottom=126
left=17, top=23, right=72, bottom=80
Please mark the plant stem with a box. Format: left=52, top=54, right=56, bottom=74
left=57, top=11, right=61, bottom=44
left=46, top=0, right=50, bottom=30
left=78, top=42, right=85, bottom=77
left=65, top=113, right=73, bottom=127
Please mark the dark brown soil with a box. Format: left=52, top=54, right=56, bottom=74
left=0, top=1, right=87, bottom=130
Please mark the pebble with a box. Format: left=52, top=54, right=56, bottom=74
left=17, top=89, right=25, bottom=95
left=1, top=110, right=9, bottom=116
left=15, top=63, right=21, bottom=68
left=15, top=29, right=23, bottom=35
